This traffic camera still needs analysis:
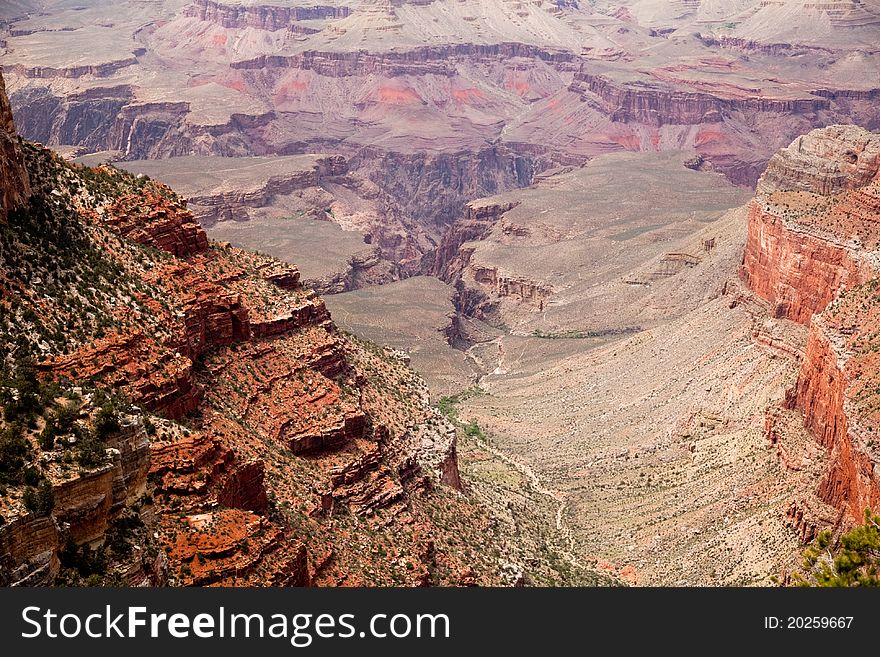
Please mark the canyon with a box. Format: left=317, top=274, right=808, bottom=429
left=0, top=74, right=596, bottom=587
left=2, top=0, right=880, bottom=587
left=2, top=0, right=879, bottom=289
left=742, top=125, right=880, bottom=533
left=328, top=125, right=880, bottom=584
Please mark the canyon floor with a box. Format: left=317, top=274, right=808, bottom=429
left=323, top=160, right=824, bottom=585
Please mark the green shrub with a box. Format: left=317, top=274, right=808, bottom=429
left=0, top=424, right=30, bottom=483
left=39, top=423, right=56, bottom=451
left=75, top=428, right=107, bottom=469
left=52, top=402, right=80, bottom=433
left=23, top=481, right=54, bottom=517
left=22, top=466, right=42, bottom=487
left=93, top=403, right=120, bottom=440
left=59, top=542, right=107, bottom=578
left=794, top=509, right=880, bottom=586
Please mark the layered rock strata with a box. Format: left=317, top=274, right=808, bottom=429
left=742, top=125, right=880, bottom=524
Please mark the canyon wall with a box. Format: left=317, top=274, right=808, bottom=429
left=189, top=155, right=347, bottom=225
left=757, top=124, right=880, bottom=196
left=428, top=200, right=519, bottom=278
left=787, top=314, right=880, bottom=516
left=231, top=42, right=578, bottom=76
left=571, top=70, right=830, bottom=127
left=185, top=0, right=351, bottom=30
left=742, top=125, right=880, bottom=523
left=0, top=71, right=29, bottom=220
left=740, top=200, right=872, bottom=324
left=0, top=419, right=153, bottom=586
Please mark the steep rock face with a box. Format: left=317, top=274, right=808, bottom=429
left=571, top=70, right=829, bottom=127
left=10, top=85, right=132, bottom=151
left=357, top=146, right=537, bottom=273
left=788, top=315, right=880, bottom=516
left=0, top=515, right=60, bottom=586
left=40, top=333, right=203, bottom=420
left=188, top=155, right=347, bottom=225
left=742, top=126, right=880, bottom=324
left=150, top=431, right=269, bottom=514
left=105, top=187, right=210, bottom=257
left=0, top=416, right=153, bottom=584
left=471, top=266, right=552, bottom=311
left=744, top=126, right=880, bottom=524
left=185, top=0, right=351, bottom=30
left=0, top=71, right=30, bottom=220
left=250, top=293, right=331, bottom=339
left=231, top=43, right=577, bottom=76
left=5, top=60, right=138, bottom=80
left=757, top=125, right=880, bottom=196
left=9, top=87, right=268, bottom=160
left=429, top=201, right=518, bottom=278
left=740, top=200, right=873, bottom=324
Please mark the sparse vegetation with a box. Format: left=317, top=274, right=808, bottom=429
left=792, top=510, right=880, bottom=587
left=530, top=326, right=641, bottom=340
left=22, top=480, right=55, bottom=517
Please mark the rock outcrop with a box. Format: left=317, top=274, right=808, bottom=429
left=230, top=43, right=577, bottom=76
left=0, top=515, right=60, bottom=587
left=185, top=0, right=351, bottom=30
left=105, top=188, right=210, bottom=257
left=757, top=124, right=880, bottom=196
left=40, top=333, right=203, bottom=421
left=0, top=71, right=29, bottom=220
left=429, top=201, right=518, bottom=278
left=743, top=125, right=880, bottom=525
left=0, top=416, right=153, bottom=585
left=786, top=313, right=879, bottom=516
left=180, top=155, right=347, bottom=226
left=740, top=198, right=874, bottom=324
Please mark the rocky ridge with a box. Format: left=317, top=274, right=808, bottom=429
left=0, top=70, right=530, bottom=587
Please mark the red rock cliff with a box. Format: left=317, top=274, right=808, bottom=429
left=740, top=199, right=873, bottom=324
left=743, top=125, right=880, bottom=523
left=757, top=124, right=880, bottom=196
left=0, top=70, right=30, bottom=220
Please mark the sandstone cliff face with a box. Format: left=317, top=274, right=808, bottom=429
left=0, top=71, right=29, bottom=220
left=188, top=155, right=347, bottom=225
left=231, top=42, right=577, bottom=76
left=51, top=420, right=152, bottom=546
left=740, top=200, right=873, bottom=324
left=0, top=515, right=60, bottom=586
left=743, top=125, right=880, bottom=525
left=106, top=189, right=210, bottom=257
left=428, top=200, right=519, bottom=278
left=788, top=314, right=880, bottom=517
left=186, top=0, right=351, bottom=30
left=0, top=416, right=154, bottom=586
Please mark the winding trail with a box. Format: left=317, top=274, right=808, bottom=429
left=466, top=428, right=596, bottom=575
left=459, top=336, right=622, bottom=583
